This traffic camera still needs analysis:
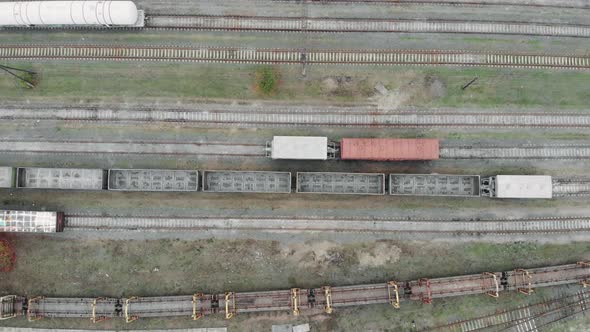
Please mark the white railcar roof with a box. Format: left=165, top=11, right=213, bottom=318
left=0, top=167, right=13, bottom=188
left=495, top=175, right=552, bottom=198
left=271, top=136, right=328, bottom=160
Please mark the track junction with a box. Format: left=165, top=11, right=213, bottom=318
left=426, top=289, right=590, bottom=331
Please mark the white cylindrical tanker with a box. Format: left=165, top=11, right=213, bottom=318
left=0, top=1, right=141, bottom=26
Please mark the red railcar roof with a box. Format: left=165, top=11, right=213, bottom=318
left=340, top=138, right=439, bottom=161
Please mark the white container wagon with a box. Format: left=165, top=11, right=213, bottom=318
left=480, top=175, right=553, bottom=199
left=266, top=136, right=336, bottom=160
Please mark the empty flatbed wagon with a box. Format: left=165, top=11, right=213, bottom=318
left=17, top=167, right=106, bottom=190
left=390, top=174, right=481, bottom=197
left=297, top=172, right=386, bottom=195
left=202, top=170, right=292, bottom=193
left=27, top=297, right=119, bottom=320
left=108, top=169, right=198, bottom=191
left=0, top=210, right=64, bottom=233
left=340, top=138, right=439, bottom=161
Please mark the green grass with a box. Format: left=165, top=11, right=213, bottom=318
left=430, top=68, right=590, bottom=108
left=3, top=61, right=590, bottom=108
left=255, top=66, right=280, bottom=95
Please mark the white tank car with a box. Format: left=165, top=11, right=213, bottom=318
left=0, top=1, right=142, bottom=27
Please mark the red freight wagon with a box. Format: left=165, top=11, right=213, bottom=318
left=340, top=138, right=439, bottom=161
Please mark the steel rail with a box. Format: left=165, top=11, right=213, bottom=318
left=440, top=145, right=590, bottom=159
left=495, top=299, right=590, bottom=332
left=272, top=0, right=590, bottom=9
left=144, top=15, right=590, bottom=38
left=6, top=107, right=590, bottom=129
left=0, top=45, right=588, bottom=69
left=65, top=214, right=590, bottom=222
left=0, top=139, right=262, bottom=146
left=552, top=178, right=590, bottom=197
left=425, top=290, right=590, bottom=331
left=64, top=215, right=590, bottom=235
left=0, top=139, right=266, bottom=158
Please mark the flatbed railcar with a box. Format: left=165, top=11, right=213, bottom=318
left=2, top=262, right=588, bottom=322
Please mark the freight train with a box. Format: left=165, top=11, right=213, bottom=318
left=0, top=1, right=144, bottom=27
left=1, top=262, right=588, bottom=322
left=0, top=166, right=553, bottom=198
left=266, top=136, right=440, bottom=161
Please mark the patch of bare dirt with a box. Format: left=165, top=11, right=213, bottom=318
left=375, top=73, right=447, bottom=110
left=282, top=241, right=402, bottom=271
left=358, top=242, right=402, bottom=267
left=320, top=76, right=372, bottom=98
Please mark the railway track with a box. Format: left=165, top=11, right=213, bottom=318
left=273, top=0, right=590, bottom=9
left=0, top=139, right=266, bottom=157
left=5, top=107, right=590, bottom=129
left=1, top=45, right=589, bottom=69
left=146, top=15, right=590, bottom=38
left=440, top=145, right=590, bottom=159
left=426, top=290, right=590, bottom=331
left=4, top=139, right=590, bottom=160
left=65, top=215, right=590, bottom=234
left=552, top=177, right=590, bottom=197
